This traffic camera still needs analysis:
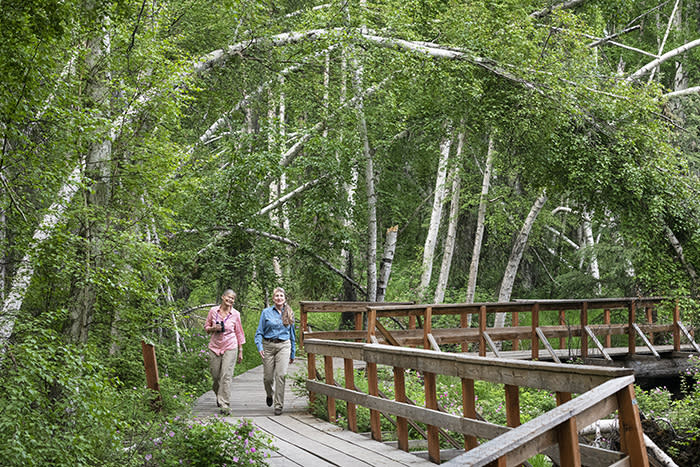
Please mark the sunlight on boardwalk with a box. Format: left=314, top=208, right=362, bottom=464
left=193, top=359, right=433, bottom=466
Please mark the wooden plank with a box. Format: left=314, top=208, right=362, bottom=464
left=376, top=320, right=401, bottom=346
left=277, top=414, right=411, bottom=467
left=294, top=413, right=433, bottom=465
left=544, top=444, right=626, bottom=467
left=424, top=371, right=440, bottom=464
left=367, top=361, right=381, bottom=441
left=324, top=355, right=336, bottom=422
left=616, top=384, right=649, bottom=466
left=344, top=358, right=358, bottom=432
left=252, top=416, right=339, bottom=467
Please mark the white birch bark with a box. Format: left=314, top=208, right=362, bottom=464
left=582, top=210, right=601, bottom=295
left=665, top=225, right=698, bottom=283
left=466, top=135, right=494, bottom=305
left=648, top=0, right=681, bottom=84
left=418, top=128, right=452, bottom=302
left=0, top=166, right=82, bottom=352
left=495, top=190, right=548, bottom=329
left=628, top=38, right=700, bottom=82
left=376, top=226, right=398, bottom=302
left=434, top=131, right=465, bottom=304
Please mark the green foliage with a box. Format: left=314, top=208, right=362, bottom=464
left=140, top=417, right=275, bottom=466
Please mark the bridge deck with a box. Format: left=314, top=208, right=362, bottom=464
left=192, top=359, right=433, bottom=466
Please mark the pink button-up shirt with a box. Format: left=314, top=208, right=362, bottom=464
left=206, top=306, right=245, bottom=355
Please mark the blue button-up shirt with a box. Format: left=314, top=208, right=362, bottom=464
left=254, top=305, right=296, bottom=360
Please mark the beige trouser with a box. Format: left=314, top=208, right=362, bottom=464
left=209, top=348, right=238, bottom=409
left=263, top=340, right=291, bottom=410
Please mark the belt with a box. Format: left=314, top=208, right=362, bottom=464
left=264, top=338, right=288, bottom=344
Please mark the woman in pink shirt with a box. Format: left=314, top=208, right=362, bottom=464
left=204, top=289, right=245, bottom=415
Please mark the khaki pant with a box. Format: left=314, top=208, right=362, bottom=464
left=209, top=348, right=238, bottom=409
left=262, top=340, right=291, bottom=410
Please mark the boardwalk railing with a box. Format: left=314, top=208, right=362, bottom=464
left=301, top=297, right=698, bottom=362
left=304, top=338, right=647, bottom=466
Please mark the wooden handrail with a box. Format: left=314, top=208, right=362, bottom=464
left=304, top=339, right=647, bottom=466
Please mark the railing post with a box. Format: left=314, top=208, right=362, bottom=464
left=423, top=306, right=433, bottom=350
left=559, top=310, right=566, bottom=350
left=308, top=352, right=317, bottom=405
left=367, top=307, right=377, bottom=343
left=300, top=303, right=307, bottom=347
left=557, top=416, right=581, bottom=467
left=617, top=384, right=650, bottom=466
left=368, top=360, right=381, bottom=441
left=531, top=303, right=539, bottom=360
left=604, top=308, right=611, bottom=348
left=512, top=311, right=520, bottom=351
left=646, top=306, right=654, bottom=344
left=462, top=378, right=478, bottom=450
left=394, top=367, right=409, bottom=451
left=628, top=301, right=636, bottom=355
left=141, top=341, right=162, bottom=411
left=355, top=308, right=364, bottom=342
left=505, top=384, right=521, bottom=428
left=324, top=355, right=336, bottom=422
left=424, top=370, right=440, bottom=464
left=580, top=302, right=588, bottom=359
left=479, top=305, right=487, bottom=357
left=673, top=300, right=681, bottom=352
left=344, top=358, right=357, bottom=432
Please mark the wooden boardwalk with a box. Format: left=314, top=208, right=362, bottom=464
left=192, top=359, right=433, bottom=466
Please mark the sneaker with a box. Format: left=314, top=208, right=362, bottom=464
left=274, top=407, right=282, bottom=415
left=266, top=396, right=273, bottom=407
left=220, top=407, right=231, bottom=416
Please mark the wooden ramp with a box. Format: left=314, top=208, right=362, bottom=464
left=192, top=359, right=433, bottom=466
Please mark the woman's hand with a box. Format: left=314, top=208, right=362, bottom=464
left=259, top=350, right=265, bottom=359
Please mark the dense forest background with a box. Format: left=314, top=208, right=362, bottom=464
left=2, top=0, right=700, bottom=464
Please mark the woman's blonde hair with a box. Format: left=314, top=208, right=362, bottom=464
left=274, top=287, right=294, bottom=326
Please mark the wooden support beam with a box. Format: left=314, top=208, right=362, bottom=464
left=584, top=326, right=612, bottom=361
left=678, top=321, right=700, bottom=353
left=394, top=366, right=409, bottom=451
left=367, top=308, right=377, bottom=344
left=536, top=327, right=561, bottom=363
left=616, top=384, right=649, bottom=467
left=604, top=308, right=611, bottom=348
left=462, top=378, right=478, bottom=450
left=505, top=384, right=520, bottom=428
left=557, top=416, right=581, bottom=467
left=368, top=362, right=381, bottom=441
left=427, top=333, right=441, bottom=352
left=673, top=301, right=681, bottom=351
left=483, top=331, right=501, bottom=358
left=512, top=311, right=520, bottom=351
left=375, top=319, right=400, bottom=346
left=531, top=303, right=540, bottom=360
left=324, top=355, right=336, bottom=422
left=628, top=301, right=636, bottom=355
left=423, top=306, right=433, bottom=350
left=580, top=302, right=589, bottom=359
left=632, top=323, right=660, bottom=359
left=559, top=310, right=566, bottom=350
left=479, top=305, right=487, bottom=357
left=344, top=358, right=357, bottom=432
left=141, top=341, right=162, bottom=411
left=424, top=371, right=440, bottom=464
left=308, top=352, right=317, bottom=404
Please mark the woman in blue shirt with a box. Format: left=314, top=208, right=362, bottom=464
left=254, top=287, right=296, bottom=415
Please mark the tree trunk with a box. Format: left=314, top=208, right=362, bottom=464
left=69, top=23, right=113, bottom=344
left=351, top=56, right=377, bottom=301
left=434, top=131, right=465, bottom=304
left=0, top=167, right=82, bottom=353
left=376, top=226, right=398, bottom=302
left=466, top=134, right=494, bottom=305
left=418, top=126, right=452, bottom=302
left=582, top=210, right=601, bottom=295
left=494, top=190, right=548, bottom=329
